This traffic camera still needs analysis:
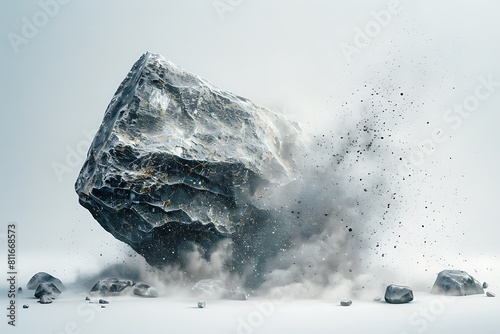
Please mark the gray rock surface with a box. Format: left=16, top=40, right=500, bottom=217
left=75, top=52, right=303, bottom=271
left=192, top=279, right=247, bottom=300
left=27, top=272, right=64, bottom=291
left=90, top=278, right=134, bottom=295
left=385, top=284, right=414, bottom=304
left=430, top=270, right=484, bottom=296
left=133, top=283, right=158, bottom=298
left=34, top=283, right=61, bottom=299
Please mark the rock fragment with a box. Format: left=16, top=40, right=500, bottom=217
left=34, top=283, right=61, bottom=299
left=430, top=270, right=484, bottom=296
left=133, top=283, right=159, bottom=298
left=27, top=272, right=65, bottom=291
left=385, top=284, right=414, bottom=304
left=340, top=299, right=352, bottom=306
left=90, top=278, right=134, bottom=296
left=39, top=295, right=53, bottom=304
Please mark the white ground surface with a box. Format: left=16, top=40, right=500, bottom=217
left=1, top=288, right=499, bottom=334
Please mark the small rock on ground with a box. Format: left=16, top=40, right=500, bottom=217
left=340, top=300, right=352, bottom=306
left=486, top=292, right=495, bottom=297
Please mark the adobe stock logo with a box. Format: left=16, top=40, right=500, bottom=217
left=7, top=0, right=72, bottom=54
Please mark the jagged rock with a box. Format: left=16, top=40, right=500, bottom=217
left=340, top=299, right=352, bottom=306
left=39, top=295, right=53, bottom=304
left=85, top=296, right=90, bottom=301
left=385, top=284, right=414, bottom=304
left=483, top=282, right=489, bottom=289
left=99, top=299, right=109, bottom=304
left=430, top=270, right=484, bottom=296
left=133, top=283, right=158, bottom=298
left=17, top=287, right=23, bottom=294
left=34, top=283, right=61, bottom=299
left=75, top=52, right=303, bottom=271
left=27, top=272, right=64, bottom=291
left=90, top=278, right=134, bottom=295
left=192, top=279, right=247, bottom=300
left=198, top=301, right=206, bottom=308
left=486, top=291, right=495, bottom=297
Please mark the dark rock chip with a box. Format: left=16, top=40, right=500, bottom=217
left=197, top=301, right=206, bottom=308
left=39, top=295, right=53, bottom=304
left=486, top=291, right=495, bottom=297
left=340, top=299, right=352, bottom=306
left=27, top=272, right=65, bottom=291
left=483, top=282, right=489, bottom=289
left=23, top=304, right=29, bottom=309
left=34, top=283, right=61, bottom=299
left=18, top=287, right=23, bottom=294
left=85, top=296, right=90, bottom=301
left=99, top=299, right=109, bottom=304
left=385, top=284, right=414, bottom=304
left=90, top=278, right=134, bottom=295
left=133, top=283, right=158, bottom=298
left=430, top=270, right=484, bottom=296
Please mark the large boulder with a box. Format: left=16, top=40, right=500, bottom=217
left=75, top=52, right=303, bottom=272
left=430, top=270, right=484, bottom=296
left=385, top=284, right=414, bottom=304
left=27, top=272, right=64, bottom=291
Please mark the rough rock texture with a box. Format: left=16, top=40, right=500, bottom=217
left=133, top=283, right=158, bottom=298
left=34, top=283, right=61, bottom=299
left=27, top=272, right=64, bottom=291
left=430, top=270, right=484, bottom=296
left=75, top=52, right=303, bottom=272
left=90, top=278, right=134, bottom=295
left=192, top=279, right=247, bottom=300
left=385, top=284, right=414, bottom=304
